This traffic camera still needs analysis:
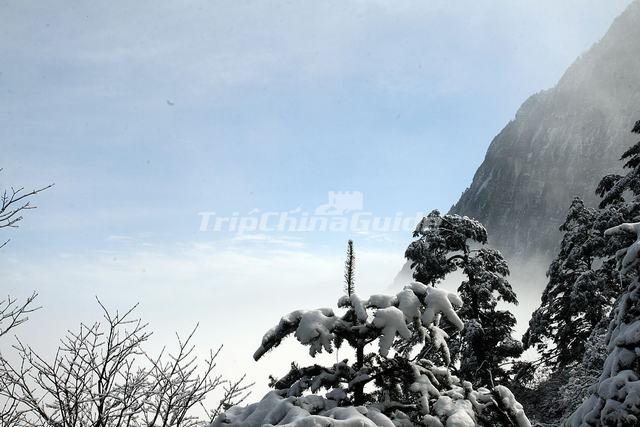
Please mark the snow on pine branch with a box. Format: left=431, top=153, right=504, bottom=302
left=253, top=308, right=338, bottom=361
left=567, top=221, right=640, bottom=425
left=253, top=282, right=464, bottom=363
left=214, top=276, right=531, bottom=427
left=604, top=222, right=640, bottom=273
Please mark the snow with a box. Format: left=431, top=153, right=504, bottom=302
left=432, top=396, right=475, bottom=427
left=428, top=325, right=451, bottom=365
left=365, top=294, right=398, bottom=309
left=567, top=221, right=640, bottom=425
left=370, top=306, right=412, bottom=357
left=348, top=294, right=368, bottom=323
left=397, top=288, right=421, bottom=322
left=254, top=308, right=339, bottom=360
left=210, top=391, right=395, bottom=427
left=325, top=388, right=347, bottom=402
left=604, top=222, right=640, bottom=273
left=410, top=364, right=440, bottom=414
left=231, top=278, right=532, bottom=426
left=255, top=283, right=464, bottom=362
left=215, top=365, right=533, bottom=427
left=348, top=374, right=371, bottom=389
left=493, top=386, right=531, bottom=427
left=422, top=287, right=464, bottom=331
left=295, top=309, right=340, bottom=357
left=422, top=414, right=444, bottom=426
left=406, top=281, right=429, bottom=297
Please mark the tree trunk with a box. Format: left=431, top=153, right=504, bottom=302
left=353, top=342, right=365, bottom=405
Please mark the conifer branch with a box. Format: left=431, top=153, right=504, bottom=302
left=344, top=240, right=355, bottom=296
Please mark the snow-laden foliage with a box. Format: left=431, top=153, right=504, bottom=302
left=565, top=221, right=640, bottom=426
left=253, top=283, right=462, bottom=364
left=406, top=211, right=487, bottom=287
left=211, top=390, right=394, bottom=427
left=596, top=120, right=640, bottom=209
left=523, top=197, right=621, bottom=369
left=405, top=210, right=522, bottom=387
left=555, top=323, right=609, bottom=422
left=213, top=279, right=531, bottom=426
left=516, top=121, right=640, bottom=424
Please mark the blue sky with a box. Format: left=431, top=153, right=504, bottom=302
left=1, top=0, right=634, bottom=399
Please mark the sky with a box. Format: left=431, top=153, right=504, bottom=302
left=1, top=0, right=635, bottom=404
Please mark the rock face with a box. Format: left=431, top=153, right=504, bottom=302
left=451, top=0, right=640, bottom=262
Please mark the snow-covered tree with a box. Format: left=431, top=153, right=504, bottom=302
left=524, top=121, right=639, bottom=371
left=405, top=211, right=523, bottom=388
left=565, top=222, right=640, bottom=426
left=212, top=250, right=531, bottom=426
left=0, top=301, right=249, bottom=427
left=517, top=121, right=640, bottom=424
left=556, top=322, right=609, bottom=422
left=597, top=120, right=640, bottom=209
left=523, top=197, right=620, bottom=369
left=405, top=210, right=487, bottom=286
left=594, top=119, right=640, bottom=274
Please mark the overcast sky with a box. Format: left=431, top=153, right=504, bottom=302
left=1, top=0, right=634, bottom=400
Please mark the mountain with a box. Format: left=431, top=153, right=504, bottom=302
left=450, top=1, right=640, bottom=263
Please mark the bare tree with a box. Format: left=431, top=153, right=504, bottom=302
left=0, top=171, right=48, bottom=337
left=0, top=300, right=249, bottom=427
left=0, top=173, right=48, bottom=423
left=205, top=374, right=250, bottom=422
left=142, top=326, right=251, bottom=427
left=0, top=293, right=39, bottom=426
left=0, top=169, right=53, bottom=249
left=0, top=293, right=39, bottom=339
left=0, top=174, right=250, bottom=425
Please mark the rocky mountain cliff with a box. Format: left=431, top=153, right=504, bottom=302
left=451, top=0, right=640, bottom=263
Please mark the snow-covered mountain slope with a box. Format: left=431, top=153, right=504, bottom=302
left=450, top=0, right=640, bottom=263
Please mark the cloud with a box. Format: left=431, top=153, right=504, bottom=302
left=1, top=238, right=405, bottom=397
left=231, top=233, right=305, bottom=248
left=105, top=234, right=134, bottom=242
left=2, top=0, right=631, bottom=105
left=1, top=233, right=546, bottom=396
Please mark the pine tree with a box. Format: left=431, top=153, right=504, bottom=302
left=405, top=210, right=523, bottom=387
left=516, top=121, right=640, bottom=424
left=523, top=198, right=620, bottom=369
left=561, top=121, right=640, bottom=425
left=566, top=222, right=640, bottom=426
left=405, top=210, right=487, bottom=286
left=597, top=120, right=640, bottom=209
left=524, top=122, right=640, bottom=372
left=340, top=238, right=366, bottom=405
left=594, top=119, right=640, bottom=265
left=457, top=248, right=522, bottom=386
left=212, top=245, right=532, bottom=426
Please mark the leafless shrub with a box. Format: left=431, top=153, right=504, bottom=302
left=0, top=299, right=250, bottom=427
left=0, top=293, right=39, bottom=339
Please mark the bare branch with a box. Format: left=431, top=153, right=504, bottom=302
left=0, top=300, right=248, bottom=427
left=0, top=292, right=40, bottom=338
left=0, top=169, right=53, bottom=237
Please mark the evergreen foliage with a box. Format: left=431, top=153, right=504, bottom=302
left=523, top=198, right=620, bottom=369
left=213, top=247, right=531, bottom=426
left=344, top=240, right=355, bottom=297
left=405, top=211, right=523, bottom=387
